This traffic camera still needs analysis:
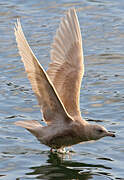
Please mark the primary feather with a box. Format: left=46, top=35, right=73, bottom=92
left=47, top=8, right=84, bottom=118
left=14, top=19, right=72, bottom=125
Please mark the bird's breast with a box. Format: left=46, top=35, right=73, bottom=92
left=44, top=128, right=83, bottom=149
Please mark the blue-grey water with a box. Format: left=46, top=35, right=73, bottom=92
left=0, top=0, right=124, bottom=179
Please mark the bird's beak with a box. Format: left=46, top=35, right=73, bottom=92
left=106, top=131, right=116, bottom=137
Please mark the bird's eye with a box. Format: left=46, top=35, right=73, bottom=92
left=98, top=129, right=103, bottom=133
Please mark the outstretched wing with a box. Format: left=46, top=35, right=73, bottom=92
left=14, top=19, right=72, bottom=125
left=47, top=8, right=84, bottom=118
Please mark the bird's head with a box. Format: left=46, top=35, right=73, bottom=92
left=86, top=124, right=115, bottom=141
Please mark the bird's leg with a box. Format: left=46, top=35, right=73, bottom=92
left=57, top=148, right=66, bottom=154
left=62, top=148, right=66, bottom=153
left=68, top=147, right=74, bottom=153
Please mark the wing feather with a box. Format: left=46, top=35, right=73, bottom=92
left=47, top=8, right=84, bottom=118
left=14, top=19, right=72, bottom=125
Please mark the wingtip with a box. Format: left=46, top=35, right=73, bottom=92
left=17, top=18, right=21, bottom=27
left=68, top=7, right=76, bottom=14
left=14, top=18, right=21, bottom=31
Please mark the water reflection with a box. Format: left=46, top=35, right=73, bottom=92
left=26, top=152, right=111, bottom=179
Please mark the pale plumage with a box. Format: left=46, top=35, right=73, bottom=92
left=47, top=9, right=84, bottom=117
left=14, top=8, right=115, bottom=152
left=14, top=19, right=71, bottom=125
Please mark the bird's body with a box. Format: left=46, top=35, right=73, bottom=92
left=16, top=118, right=89, bottom=149
left=14, top=8, right=115, bottom=152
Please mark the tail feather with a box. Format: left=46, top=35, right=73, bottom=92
left=14, top=120, right=43, bottom=137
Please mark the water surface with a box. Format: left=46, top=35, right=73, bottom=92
left=0, top=0, right=124, bottom=179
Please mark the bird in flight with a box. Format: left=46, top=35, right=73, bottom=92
left=14, top=8, right=115, bottom=153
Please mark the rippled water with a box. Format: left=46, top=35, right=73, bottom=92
left=0, top=0, right=124, bottom=179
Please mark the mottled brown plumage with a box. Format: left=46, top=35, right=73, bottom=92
left=14, top=8, right=115, bottom=152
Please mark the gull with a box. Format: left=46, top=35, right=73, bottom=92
left=14, top=8, right=115, bottom=152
